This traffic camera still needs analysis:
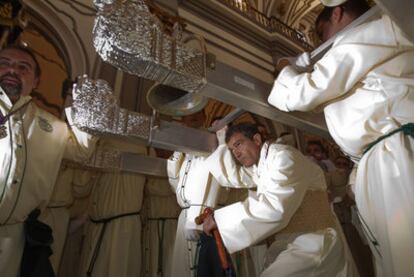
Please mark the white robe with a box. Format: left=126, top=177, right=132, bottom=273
left=207, top=142, right=356, bottom=276
left=218, top=187, right=267, bottom=277
left=77, top=139, right=146, bottom=277
left=58, top=169, right=97, bottom=277
left=38, top=166, right=74, bottom=274
left=167, top=152, right=221, bottom=277
left=142, top=176, right=180, bottom=277
left=269, top=14, right=414, bottom=277
left=0, top=94, right=96, bottom=277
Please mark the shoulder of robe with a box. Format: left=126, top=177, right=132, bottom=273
left=266, top=142, right=299, bottom=157
left=334, top=14, right=395, bottom=47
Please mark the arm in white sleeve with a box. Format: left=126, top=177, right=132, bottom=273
left=269, top=27, right=397, bottom=112
left=206, top=144, right=255, bottom=189
left=64, top=107, right=98, bottom=162
left=213, top=146, right=309, bottom=253
left=167, top=151, right=185, bottom=191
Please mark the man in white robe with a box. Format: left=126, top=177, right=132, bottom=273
left=77, top=138, right=146, bottom=277
left=39, top=165, right=75, bottom=275
left=142, top=148, right=181, bottom=277
left=0, top=46, right=97, bottom=277
left=203, top=123, right=357, bottom=276
left=166, top=111, right=222, bottom=277
left=268, top=0, right=414, bottom=275
left=58, top=168, right=98, bottom=277
left=167, top=151, right=222, bottom=277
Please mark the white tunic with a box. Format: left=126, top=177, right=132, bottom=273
left=39, top=166, right=75, bottom=274
left=58, top=169, right=98, bottom=277
left=77, top=139, right=146, bottom=277
left=269, top=14, right=414, bottom=277
left=207, top=142, right=357, bottom=276
left=0, top=93, right=96, bottom=277
left=142, top=176, right=180, bottom=277
left=167, top=152, right=221, bottom=277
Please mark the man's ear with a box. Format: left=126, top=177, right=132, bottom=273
left=253, top=133, right=262, bottom=146
left=34, top=77, right=40, bottom=89
left=331, top=6, right=344, bottom=23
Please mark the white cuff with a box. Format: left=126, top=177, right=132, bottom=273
left=268, top=66, right=301, bottom=112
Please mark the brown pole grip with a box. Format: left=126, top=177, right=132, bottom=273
left=195, top=208, right=229, bottom=270
left=212, top=229, right=229, bottom=270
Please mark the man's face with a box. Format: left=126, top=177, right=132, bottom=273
left=181, top=110, right=205, bottom=129
left=227, top=132, right=261, bottom=167
left=335, top=157, right=350, bottom=170
left=307, top=144, right=324, bottom=161
left=0, top=48, right=39, bottom=103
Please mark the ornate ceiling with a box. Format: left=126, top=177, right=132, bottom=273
left=247, top=0, right=324, bottom=45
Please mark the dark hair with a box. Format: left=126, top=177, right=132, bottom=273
left=0, top=45, right=41, bottom=78
left=316, top=0, right=370, bottom=27
left=225, top=122, right=260, bottom=143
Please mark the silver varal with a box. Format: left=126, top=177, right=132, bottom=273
left=71, top=76, right=151, bottom=140
left=92, top=0, right=206, bottom=93
left=64, top=146, right=122, bottom=173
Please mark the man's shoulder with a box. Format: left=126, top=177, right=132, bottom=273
left=264, top=142, right=302, bottom=161
left=31, top=103, right=67, bottom=130
left=267, top=141, right=297, bottom=154
left=32, top=103, right=62, bottom=120
left=334, top=14, right=391, bottom=46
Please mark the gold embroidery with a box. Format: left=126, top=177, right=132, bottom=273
left=38, top=116, right=53, bottom=132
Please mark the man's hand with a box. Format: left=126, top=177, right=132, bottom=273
left=276, top=57, right=291, bottom=72
left=211, top=119, right=228, bottom=145
left=276, top=52, right=312, bottom=73
left=202, top=214, right=217, bottom=236
left=294, top=52, right=311, bottom=71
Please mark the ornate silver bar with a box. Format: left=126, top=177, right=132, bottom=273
left=200, top=62, right=331, bottom=139
left=64, top=147, right=168, bottom=177
left=70, top=76, right=217, bottom=155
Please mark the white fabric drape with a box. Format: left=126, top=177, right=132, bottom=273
left=142, top=176, right=180, bottom=277
left=77, top=139, right=146, bottom=277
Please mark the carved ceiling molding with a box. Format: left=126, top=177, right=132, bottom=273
left=296, top=7, right=321, bottom=45
left=265, top=0, right=322, bottom=46
left=284, top=0, right=320, bottom=27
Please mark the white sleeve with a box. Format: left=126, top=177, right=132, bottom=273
left=214, top=147, right=310, bottom=253
left=63, top=107, right=98, bottom=162
left=167, top=151, right=185, bottom=191
left=269, top=25, right=397, bottom=112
